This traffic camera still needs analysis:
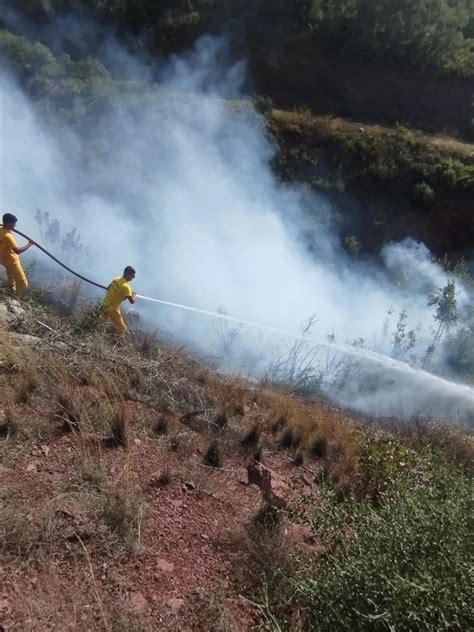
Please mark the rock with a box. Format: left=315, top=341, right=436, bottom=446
left=129, top=591, right=148, bottom=614
left=0, top=300, right=25, bottom=330
left=287, top=523, right=316, bottom=545
left=247, top=461, right=270, bottom=488
left=40, top=444, right=50, bottom=456
left=0, top=597, right=10, bottom=611
left=166, top=597, right=184, bottom=612
left=247, top=460, right=288, bottom=507
left=55, top=500, right=98, bottom=541
left=25, top=462, right=37, bottom=472
left=8, top=300, right=25, bottom=319
left=268, top=475, right=288, bottom=507
left=156, top=558, right=174, bottom=572
left=9, top=333, right=41, bottom=347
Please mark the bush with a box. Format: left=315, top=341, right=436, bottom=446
left=344, top=235, right=362, bottom=256
left=108, top=408, right=128, bottom=447
left=412, top=181, right=435, bottom=206
left=203, top=439, right=222, bottom=468
left=254, top=95, right=273, bottom=115
left=443, top=326, right=474, bottom=380
left=241, top=423, right=262, bottom=449
left=297, top=462, right=473, bottom=631
left=154, top=417, right=169, bottom=435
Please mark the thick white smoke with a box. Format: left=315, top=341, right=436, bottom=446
left=0, top=36, right=473, bottom=423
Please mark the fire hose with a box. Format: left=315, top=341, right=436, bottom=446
left=12, top=227, right=107, bottom=291
left=10, top=227, right=299, bottom=336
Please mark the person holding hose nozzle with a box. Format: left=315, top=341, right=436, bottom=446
left=0, top=213, right=35, bottom=296
left=100, top=266, right=137, bottom=337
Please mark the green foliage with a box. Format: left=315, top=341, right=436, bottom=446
left=428, top=280, right=459, bottom=341
left=344, top=235, right=361, bottom=255
left=298, top=460, right=473, bottom=631
left=391, top=309, right=417, bottom=359
left=0, top=29, right=115, bottom=122
left=412, top=181, right=435, bottom=207
left=7, top=0, right=474, bottom=76
left=254, top=94, right=273, bottom=115
left=308, top=0, right=474, bottom=76
left=444, top=326, right=474, bottom=380
left=0, top=29, right=60, bottom=79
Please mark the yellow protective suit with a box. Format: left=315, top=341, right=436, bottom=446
left=100, top=275, right=133, bottom=335
left=0, top=227, right=28, bottom=295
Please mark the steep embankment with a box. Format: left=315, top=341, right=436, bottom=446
left=269, top=110, right=474, bottom=256
left=1, top=291, right=472, bottom=630
left=0, top=23, right=473, bottom=259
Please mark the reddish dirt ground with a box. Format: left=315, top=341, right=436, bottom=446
left=0, top=397, right=321, bottom=631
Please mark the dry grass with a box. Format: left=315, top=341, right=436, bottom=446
left=258, top=387, right=361, bottom=492
left=203, top=439, right=223, bottom=468
left=9, top=558, right=153, bottom=631
left=272, top=109, right=474, bottom=161
left=182, top=587, right=240, bottom=632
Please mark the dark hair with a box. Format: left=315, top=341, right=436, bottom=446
left=2, top=213, right=17, bottom=225
left=124, top=266, right=136, bottom=276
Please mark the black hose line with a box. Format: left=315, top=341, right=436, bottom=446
left=11, top=227, right=107, bottom=290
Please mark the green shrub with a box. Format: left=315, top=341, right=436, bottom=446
left=297, top=462, right=473, bottom=631
left=254, top=95, right=273, bottom=115
left=344, top=235, right=362, bottom=255
left=412, top=181, right=435, bottom=206
left=444, top=326, right=474, bottom=380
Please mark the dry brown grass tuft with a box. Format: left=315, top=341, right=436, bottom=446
left=241, top=422, right=262, bottom=450
left=203, top=439, right=223, bottom=469
left=182, top=587, right=240, bottom=632
left=257, top=387, right=362, bottom=491
left=9, top=558, right=153, bottom=631
left=0, top=491, right=63, bottom=560
left=106, top=405, right=129, bottom=447
left=57, top=389, right=83, bottom=432
left=233, top=502, right=295, bottom=616
left=212, top=374, right=249, bottom=418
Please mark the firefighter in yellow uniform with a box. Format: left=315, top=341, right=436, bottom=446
left=101, top=266, right=137, bottom=336
left=0, top=213, right=34, bottom=296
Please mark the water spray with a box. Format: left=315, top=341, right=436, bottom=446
left=9, top=228, right=474, bottom=420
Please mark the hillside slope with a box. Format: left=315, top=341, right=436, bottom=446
left=0, top=290, right=472, bottom=630
left=269, top=110, right=474, bottom=255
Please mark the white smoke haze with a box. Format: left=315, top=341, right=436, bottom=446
left=1, top=35, right=473, bottom=424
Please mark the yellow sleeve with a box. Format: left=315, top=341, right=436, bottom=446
left=4, top=233, right=17, bottom=252
left=122, top=282, right=132, bottom=300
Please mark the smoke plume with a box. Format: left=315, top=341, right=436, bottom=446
left=1, top=33, right=473, bottom=424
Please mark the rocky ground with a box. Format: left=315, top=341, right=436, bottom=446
left=0, top=291, right=351, bottom=631
left=1, top=290, right=472, bottom=631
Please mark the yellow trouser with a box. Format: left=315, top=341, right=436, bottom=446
left=101, top=307, right=127, bottom=335
left=2, top=261, right=28, bottom=296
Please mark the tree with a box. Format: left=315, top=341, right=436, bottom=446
left=308, top=0, right=474, bottom=76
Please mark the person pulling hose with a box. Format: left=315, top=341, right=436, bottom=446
left=0, top=213, right=35, bottom=296
left=100, top=266, right=138, bottom=337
